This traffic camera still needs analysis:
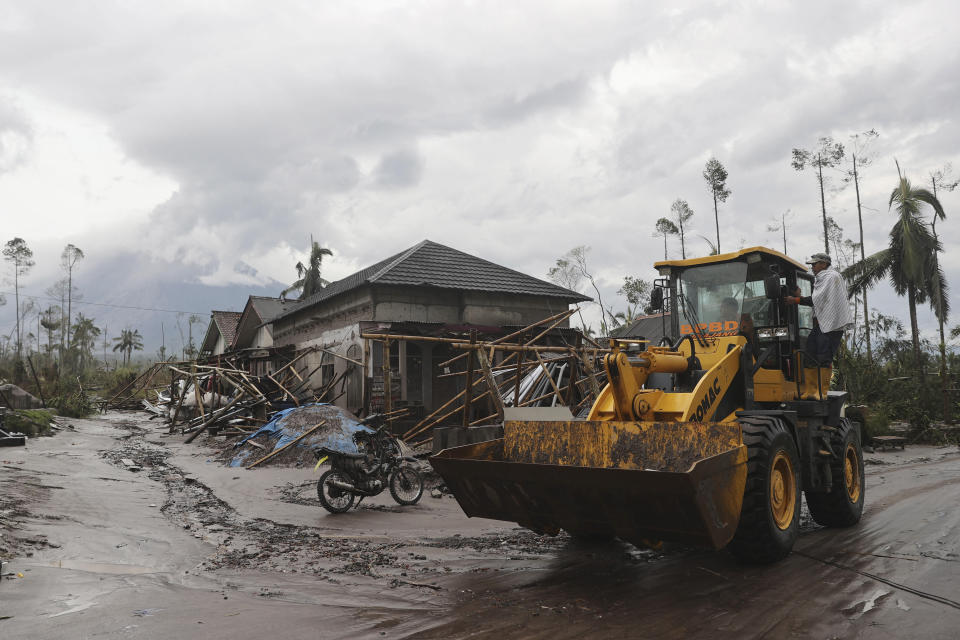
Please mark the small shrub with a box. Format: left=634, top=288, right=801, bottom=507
left=4, top=409, right=56, bottom=437
left=53, top=392, right=95, bottom=418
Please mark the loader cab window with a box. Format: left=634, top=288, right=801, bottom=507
left=676, top=260, right=775, bottom=336
left=796, top=274, right=814, bottom=341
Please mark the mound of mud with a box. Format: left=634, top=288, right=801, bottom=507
left=219, top=404, right=374, bottom=469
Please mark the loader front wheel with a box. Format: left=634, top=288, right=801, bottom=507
left=728, top=416, right=800, bottom=564
left=806, top=418, right=865, bottom=527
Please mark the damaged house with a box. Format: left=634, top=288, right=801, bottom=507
left=268, top=240, right=589, bottom=419
left=230, top=296, right=297, bottom=375
left=199, top=310, right=242, bottom=358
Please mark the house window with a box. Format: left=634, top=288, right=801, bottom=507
left=320, top=352, right=335, bottom=388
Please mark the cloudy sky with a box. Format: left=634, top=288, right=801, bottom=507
left=1, top=0, right=958, bottom=346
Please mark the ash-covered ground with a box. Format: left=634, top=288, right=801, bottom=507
left=2, top=411, right=959, bottom=639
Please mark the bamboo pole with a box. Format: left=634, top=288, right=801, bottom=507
left=534, top=351, right=564, bottom=403
left=271, top=347, right=316, bottom=379
left=517, top=384, right=571, bottom=408
left=193, top=374, right=206, bottom=422
left=433, top=307, right=577, bottom=369
left=514, top=333, right=525, bottom=406
left=316, top=347, right=362, bottom=367
left=402, top=367, right=523, bottom=441
left=452, top=343, right=608, bottom=354
left=436, top=358, right=541, bottom=379
left=169, top=377, right=187, bottom=433
left=267, top=373, right=299, bottom=406
left=382, top=340, right=392, bottom=416
left=184, top=391, right=249, bottom=443
left=245, top=421, right=326, bottom=469
left=476, top=346, right=504, bottom=422
left=403, top=389, right=494, bottom=441
left=462, top=331, right=475, bottom=427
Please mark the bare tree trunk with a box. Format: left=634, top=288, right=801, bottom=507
left=908, top=288, right=920, bottom=366
left=67, top=265, right=73, bottom=351
left=818, top=156, right=829, bottom=256
left=14, top=265, right=20, bottom=362
left=939, top=319, right=950, bottom=423
left=679, top=221, right=686, bottom=260
left=712, top=192, right=720, bottom=254
left=852, top=154, right=872, bottom=362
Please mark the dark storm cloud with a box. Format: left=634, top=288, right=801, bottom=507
left=0, top=1, right=958, bottom=336
left=373, top=148, right=424, bottom=189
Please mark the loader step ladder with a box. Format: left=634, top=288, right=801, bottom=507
left=871, top=435, right=906, bottom=451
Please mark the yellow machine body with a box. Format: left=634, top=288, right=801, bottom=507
left=431, top=247, right=836, bottom=551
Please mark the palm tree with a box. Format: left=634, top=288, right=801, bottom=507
left=698, top=235, right=720, bottom=256
left=113, top=328, right=144, bottom=366
left=281, top=236, right=333, bottom=300
left=614, top=304, right=641, bottom=328
left=70, top=314, right=101, bottom=372
left=845, top=170, right=944, bottom=364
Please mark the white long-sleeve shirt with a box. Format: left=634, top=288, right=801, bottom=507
left=811, top=267, right=854, bottom=333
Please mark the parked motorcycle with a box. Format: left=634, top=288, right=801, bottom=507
left=314, top=416, right=424, bottom=514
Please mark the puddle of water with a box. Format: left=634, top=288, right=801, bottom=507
left=46, top=559, right=158, bottom=575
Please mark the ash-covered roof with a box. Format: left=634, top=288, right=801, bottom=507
left=232, top=296, right=295, bottom=349
left=276, top=239, right=590, bottom=321
left=200, top=310, right=242, bottom=353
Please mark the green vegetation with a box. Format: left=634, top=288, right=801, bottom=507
left=1, top=240, right=157, bottom=419
left=4, top=409, right=56, bottom=437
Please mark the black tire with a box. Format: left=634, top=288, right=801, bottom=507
left=727, top=415, right=801, bottom=564
left=317, top=469, right=355, bottom=514
left=389, top=466, right=424, bottom=506
left=806, top=418, right=865, bottom=527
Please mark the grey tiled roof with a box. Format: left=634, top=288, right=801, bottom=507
left=212, top=311, right=242, bottom=346
left=248, top=296, right=294, bottom=322
left=231, top=296, right=296, bottom=349
left=276, top=240, right=590, bottom=320
left=609, top=313, right=671, bottom=343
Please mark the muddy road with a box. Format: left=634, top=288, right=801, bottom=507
left=2, top=412, right=959, bottom=639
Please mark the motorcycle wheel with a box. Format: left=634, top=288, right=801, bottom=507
left=389, top=466, right=424, bottom=506
left=317, top=469, right=356, bottom=514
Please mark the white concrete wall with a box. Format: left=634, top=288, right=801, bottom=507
left=254, top=325, right=273, bottom=348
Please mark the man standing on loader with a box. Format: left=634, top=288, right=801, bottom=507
left=784, top=252, right=853, bottom=372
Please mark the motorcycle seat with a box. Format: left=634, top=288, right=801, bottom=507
left=315, top=447, right=366, bottom=460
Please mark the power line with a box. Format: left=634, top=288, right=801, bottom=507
left=0, top=290, right=206, bottom=315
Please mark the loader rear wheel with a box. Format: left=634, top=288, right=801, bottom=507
left=727, top=416, right=801, bottom=564
left=806, top=418, right=865, bottom=527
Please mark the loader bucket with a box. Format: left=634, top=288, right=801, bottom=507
left=430, top=420, right=747, bottom=549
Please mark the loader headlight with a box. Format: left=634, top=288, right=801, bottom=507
left=756, top=326, right=789, bottom=340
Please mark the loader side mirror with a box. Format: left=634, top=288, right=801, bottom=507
left=764, top=274, right=780, bottom=299
left=650, top=287, right=664, bottom=311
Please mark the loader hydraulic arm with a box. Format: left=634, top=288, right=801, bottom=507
left=603, top=345, right=688, bottom=421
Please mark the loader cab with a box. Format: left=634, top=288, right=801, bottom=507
left=654, top=247, right=810, bottom=388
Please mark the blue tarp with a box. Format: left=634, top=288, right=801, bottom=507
left=230, top=403, right=374, bottom=467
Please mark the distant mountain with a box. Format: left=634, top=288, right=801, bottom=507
left=1, top=251, right=290, bottom=360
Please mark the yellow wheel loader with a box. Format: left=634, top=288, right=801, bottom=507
left=430, top=247, right=865, bottom=563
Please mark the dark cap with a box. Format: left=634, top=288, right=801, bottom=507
left=806, top=252, right=831, bottom=265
